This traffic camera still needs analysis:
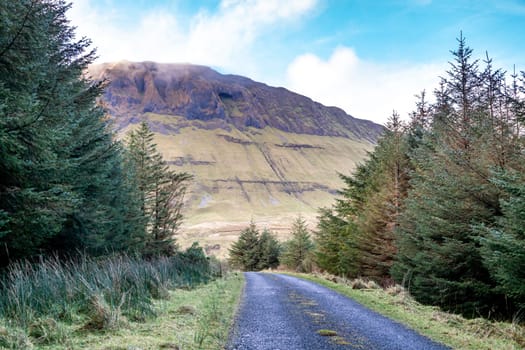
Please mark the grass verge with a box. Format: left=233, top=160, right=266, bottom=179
left=286, top=272, right=525, bottom=350
left=0, top=246, right=243, bottom=350
left=39, top=274, right=243, bottom=350
left=20, top=272, right=243, bottom=350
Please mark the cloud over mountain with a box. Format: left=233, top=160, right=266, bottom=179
left=286, top=46, right=445, bottom=123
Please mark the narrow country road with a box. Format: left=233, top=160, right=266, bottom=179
left=227, top=272, right=450, bottom=350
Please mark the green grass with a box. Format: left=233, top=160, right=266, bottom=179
left=32, top=273, right=244, bottom=350
left=286, top=273, right=525, bottom=350
left=0, top=248, right=229, bottom=349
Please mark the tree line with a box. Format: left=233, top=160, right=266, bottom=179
left=229, top=35, right=525, bottom=320
left=228, top=217, right=315, bottom=273
left=315, top=33, right=525, bottom=319
left=0, top=0, right=191, bottom=266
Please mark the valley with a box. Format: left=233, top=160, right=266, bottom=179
left=3, top=3, right=525, bottom=349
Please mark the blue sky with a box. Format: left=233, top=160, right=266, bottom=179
left=69, top=0, right=525, bottom=124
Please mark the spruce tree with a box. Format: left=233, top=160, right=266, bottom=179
left=392, top=35, right=515, bottom=316
left=0, top=0, right=144, bottom=263
left=282, top=216, right=314, bottom=272
left=477, top=170, right=525, bottom=310
left=315, top=208, right=359, bottom=276
left=355, top=112, right=409, bottom=282
left=125, top=121, right=191, bottom=256
left=228, top=222, right=261, bottom=271
left=314, top=168, right=371, bottom=279
left=257, top=229, right=280, bottom=270
left=315, top=112, right=409, bottom=282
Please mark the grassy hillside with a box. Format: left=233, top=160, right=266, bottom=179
left=121, top=113, right=375, bottom=256
left=92, top=61, right=383, bottom=255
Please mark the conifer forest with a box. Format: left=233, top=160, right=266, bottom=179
left=2, top=1, right=525, bottom=339
left=315, top=34, right=525, bottom=319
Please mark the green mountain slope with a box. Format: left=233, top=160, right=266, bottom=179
left=89, top=61, right=383, bottom=256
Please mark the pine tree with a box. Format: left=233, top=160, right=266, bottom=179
left=355, top=112, right=409, bottom=282
left=125, top=121, right=191, bottom=256
left=477, top=170, right=525, bottom=310
left=228, top=222, right=261, bottom=271
left=0, top=0, right=77, bottom=262
left=315, top=207, right=359, bottom=276
left=282, top=216, right=314, bottom=272
left=314, top=112, right=409, bottom=282
left=314, top=166, right=372, bottom=279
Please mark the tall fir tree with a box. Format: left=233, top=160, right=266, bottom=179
left=315, top=112, right=409, bottom=283
left=355, top=112, right=409, bottom=282
left=391, top=34, right=523, bottom=316
left=125, top=121, right=192, bottom=256
left=0, top=0, right=144, bottom=264
left=313, top=34, right=525, bottom=318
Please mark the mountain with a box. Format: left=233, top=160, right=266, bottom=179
left=89, top=61, right=383, bottom=256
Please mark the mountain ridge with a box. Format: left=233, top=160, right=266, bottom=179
left=89, top=61, right=383, bottom=141
left=88, top=61, right=383, bottom=256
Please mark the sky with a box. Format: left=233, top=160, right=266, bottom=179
left=69, top=0, right=525, bottom=125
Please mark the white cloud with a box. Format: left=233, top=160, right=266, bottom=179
left=286, top=47, right=445, bottom=124
left=69, top=0, right=446, bottom=125
left=69, top=0, right=317, bottom=76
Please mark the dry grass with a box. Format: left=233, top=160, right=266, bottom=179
left=120, top=118, right=375, bottom=257
left=317, top=329, right=338, bottom=336
left=0, top=251, right=218, bottom=349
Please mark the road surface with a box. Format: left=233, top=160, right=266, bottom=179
left=227, top=272, right=450, bottom=350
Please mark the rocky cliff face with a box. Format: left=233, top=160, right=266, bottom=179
left=90, top=61, right=383, bottom=141
left=88, top=61, right=383, bottom=256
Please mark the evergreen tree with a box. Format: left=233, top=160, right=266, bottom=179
left=391, top=34, right=520, bottom=316
left=355, top=112, right=409, bottom=282
left=125, top=121, right=192, bottom=256
left=228, top=222, right=281, bottom=271
left=282, top=216, right=314, bottom=272
left=315, top=208, right=359, bottom=276
left=0, top=0, right=144, bottom=263
left=315, top=112, right=409, bottom=282
left=228, top=222, right=261, bottom=271
left=257, top=229, right=280, bottom=270
left=477, top=170, right=525, bottom=310
left=314, top=34, right=525, bottom=318
left=314, top=167, right=371, bottom=279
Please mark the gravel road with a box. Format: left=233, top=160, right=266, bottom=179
left=227, top=272, right=450, bottom=350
